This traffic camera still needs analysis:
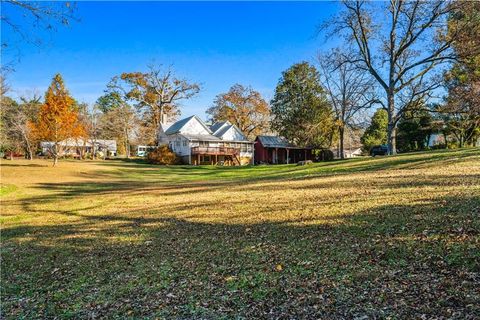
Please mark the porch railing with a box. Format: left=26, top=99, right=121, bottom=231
left=191, top=146, right=239, bottom=155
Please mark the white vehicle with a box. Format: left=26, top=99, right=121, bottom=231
left=136, top=145, right=157, bottom=157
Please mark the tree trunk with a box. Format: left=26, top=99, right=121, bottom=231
left=339, top=126, right=345, bottom=159
left=124, top=126, right=130, bottom=159
left=387, top=93, right=397, bottom=155
left=53, top=143, right=59, bottom=167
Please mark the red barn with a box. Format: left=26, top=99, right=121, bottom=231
left=254, top=136, right=313, bottom=164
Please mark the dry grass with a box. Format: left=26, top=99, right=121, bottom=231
left=1, top=148, right=479, bottom=319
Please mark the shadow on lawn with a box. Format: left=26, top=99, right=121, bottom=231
left=2, top=191, right=479, bottom=319
left=2, top=149, right=479, bottom=318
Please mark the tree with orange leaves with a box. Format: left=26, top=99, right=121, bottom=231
left=31, top=74, right=85, bottom=166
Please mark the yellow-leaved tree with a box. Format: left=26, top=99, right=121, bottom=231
left=32, top=74, right=85, bottom=166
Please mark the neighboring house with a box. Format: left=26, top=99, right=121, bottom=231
left=41, top=138, right=117, bottom=157
left=331, top=147, right=363, bottom=159
left=160, top=115, right=254, bottom=165
left=428, top=133, right=446, bottom=147
left=254, top=136, right=313, bottom=164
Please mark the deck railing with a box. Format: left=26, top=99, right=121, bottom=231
left=191, top=146, right=239, bottom=155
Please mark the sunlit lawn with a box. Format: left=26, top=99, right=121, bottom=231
left=1, top=148, right=479, bottom=318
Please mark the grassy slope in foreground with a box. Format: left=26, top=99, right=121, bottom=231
left=1, top=148, right=479, bottom=319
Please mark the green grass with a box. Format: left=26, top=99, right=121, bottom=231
left=1, top=148, right=480, bottom=318
left=0, top=184, right=17, bottom=197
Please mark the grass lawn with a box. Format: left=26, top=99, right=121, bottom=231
left=1, top=148, right=479, bottom=319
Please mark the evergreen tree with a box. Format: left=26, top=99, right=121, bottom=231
left=271, top=62, right=335, bottom=148
left=361, top=109, right=388, bottom=153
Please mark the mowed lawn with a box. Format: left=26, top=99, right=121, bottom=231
left=1, top=149, right=479, bottom=319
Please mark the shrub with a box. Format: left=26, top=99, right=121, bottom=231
left=146, top=145, right=180, bottom=165
left=317, top=149, right=334, bottom=161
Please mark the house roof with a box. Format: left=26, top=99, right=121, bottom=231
left=213, top=124, right=232, bottom=138
left=256, top=135, right=309, bottom=149
left=210, top=121, right=229, bottom=133
left=210, top=121, right=249, bottom=142
left=165, top=115, right=212, bottom=135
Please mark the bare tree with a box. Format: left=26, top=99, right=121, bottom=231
left=1, top=1, right=78, bottom=71
left=108, top=64, right=200, bottom=145
left=318, top=50, right=378, bottom=158
left=1, top=95, right=40, bottom=160
left=327, top=0, right=465, bottom=154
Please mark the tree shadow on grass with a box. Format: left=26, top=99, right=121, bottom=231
left=2, top=193, right=479, bottom=319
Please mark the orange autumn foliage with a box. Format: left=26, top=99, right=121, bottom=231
left=31, top=74, right=85, bottom=164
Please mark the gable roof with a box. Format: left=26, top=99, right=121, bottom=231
left=213, top=124, right=233, bottom=138
left=165, top=115, right=212, bottom=135
left=256, top=135, right=303, bottom=149
left=210, top=121, right=249, bottom=141
left=210, top=121, right=229, bottom=134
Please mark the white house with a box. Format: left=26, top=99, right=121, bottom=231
left=160, top=115, right=254, bottom=165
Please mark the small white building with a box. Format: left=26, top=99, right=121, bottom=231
left=331, top=147, right=364, bottom=159
left=160, top=115, right=254, bottom=165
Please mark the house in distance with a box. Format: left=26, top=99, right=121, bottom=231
left=160, top=115, right=254, bottom=165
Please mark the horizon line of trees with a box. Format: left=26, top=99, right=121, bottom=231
left=1, top=1, right=478, bottom=165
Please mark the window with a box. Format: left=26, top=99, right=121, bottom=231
left=241, top=144, right=247, bottom=152
left=200, top=141, right=209, bottom=147
left=183, top=140, right=187, bottom=147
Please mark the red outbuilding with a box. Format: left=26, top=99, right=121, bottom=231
left=254, top=135, right=313, bottom=164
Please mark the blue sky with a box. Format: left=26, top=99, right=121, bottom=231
left=3, top=1, right=340, bottom=120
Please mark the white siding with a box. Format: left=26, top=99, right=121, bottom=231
left=169, top=134, right=191, bottom=156
left=179, top=118, right=211, bottom=135
left=220, top=126, right=247, bottom=141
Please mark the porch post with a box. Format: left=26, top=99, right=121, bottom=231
left=275, top=148, right=278, bottom=164
left=286, top=148, right=289, bottom=164
left=197, top=154, right=200, bottom=165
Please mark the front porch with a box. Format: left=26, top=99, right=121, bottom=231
left=263, top=147, right=312, bottom=164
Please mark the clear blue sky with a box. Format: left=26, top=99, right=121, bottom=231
left=3, top=1, right=340, bottom=120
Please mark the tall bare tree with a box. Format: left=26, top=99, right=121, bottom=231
left=318, top=50, right=378, bottom=158
left=1, top=94, right=40, bottom=160
left=327, top=0, right=466, bottom=154
left=96, top=92, right=138, bottom=158
left=108, top=65, right=200, bottom=145
left=207, top=84, right=270, bottom=140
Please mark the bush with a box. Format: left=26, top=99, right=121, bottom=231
left=146, top=145, right=180, bottom=165
left=317, top=149, right=334, bottom=161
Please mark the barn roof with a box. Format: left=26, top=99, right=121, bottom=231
left=256, top=135, right=310, bottom=149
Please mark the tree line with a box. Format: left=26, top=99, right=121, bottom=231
left=1, top=1, right=478, bottom=165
